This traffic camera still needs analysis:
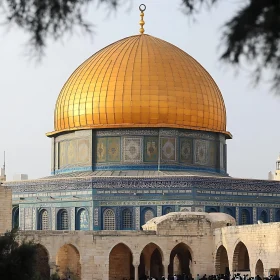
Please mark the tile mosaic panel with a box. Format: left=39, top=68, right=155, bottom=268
left=78, top=139, right=90, bottom=163
left=96, top=138, right=107, bottom=163
left=124, top=137, right=142, bottom=163
left=194, top=140, right=208, bottom=165
left=144, top=137, right=158, bottom=162
left=24, top=208, right=33, bottom=230
left=179, top=138, right=192, bottom=163
left=135, top=207, right=140, bottom=230
left=107, top=137, right=121, bottom=162
left=94, top=208, right=99, bottom=226
left=161, top=137, right=176, bottom=161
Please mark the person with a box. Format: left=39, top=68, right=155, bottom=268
left=174, top=275, right=177, bottom=280
left=68, top=276, right=71, bottom=280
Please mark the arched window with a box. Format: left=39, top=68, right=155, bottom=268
left=144, top=209, right=155, bottom=223
left=164, top=207, right=173, bottom=215
left=39, top=210, right=49, bottom=230
left=77, top=209, right=89, bottom=230
left=276, top=210, right=280, bottom=222
left=225, top=208, right=233, bottom=217
left=57, top=210, right=69, bottom=230
left=12, top=207, right=19, bottom=229
left=259, top=210, right=268, bottom=223
left=122, top=209, right=132, bottom=229
left=103, top=209, right=115, bottom=230
left=241, top=209, right=250, bottom=225
left=208, top=207, right=217, bottom=213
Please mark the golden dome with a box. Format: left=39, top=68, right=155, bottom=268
left=48, top=34, right=231, bottom=138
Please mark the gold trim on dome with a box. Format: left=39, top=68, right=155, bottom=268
left=48, top=34, right=231, bottom=139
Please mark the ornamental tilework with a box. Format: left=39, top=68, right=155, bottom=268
left=180, top=138, right=192, bottom=163
left=71, top=208, right=75, bottom=230
left=135, top=207, right=140, bottom=230
left=51, top=208, right=56, bottom=230
left=32, top=208, right=36, bottom=230
left=144, top=137, right=158, bottom=162
left=96, top=138, right=107, bottom=162
left=78, top=139, right=90, bottom=163
left=270, top=209, right=273, bottom=222
left=195, top=140, right=208, bottom=165
left=24, top=208, right=33, bottom=230
left=161, top=137, right=176, bottom=161
left=236, top=207, right=239, bottom=225
left=157, top=206, right=162, bottom=216
left=94, top=208, right=99, bottom=226
left=124, top=137, right=143, bottom=163
left=107, top=137, right=121, bottom=162
left=253, top=208, right=257, bottom=223
left=19, top=208, right=24, bottom=229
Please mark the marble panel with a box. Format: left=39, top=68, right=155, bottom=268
left=144, top=137, right=158, bottom=162
left=78, top=139, right=90, bottom=163
left=179, top=138, right=192, bottom=163
left=209, top=141, right=217, bottom=167
left=194, top=139, right=208, bottom=165
left=123, top=137, right=142, bottom=163
left=96, top=138, right=107, bottom=163
left=107, top=137, right=121, bottom=162
left=161, top=137, right=176, bottom=161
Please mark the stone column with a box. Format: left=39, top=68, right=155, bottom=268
left=134, top=264, right=139, bottom=280
left=163, top=261, right=169, bottom=278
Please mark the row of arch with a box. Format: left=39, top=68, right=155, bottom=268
left=13, top=207, right=174, bottom=231
left=34, top=240, right=263, bottom=280
left=216, top=242, right=266, bottom=279
left=13, top=207, right=280, bottom=230
left=207, top=208, right=280, bottom=224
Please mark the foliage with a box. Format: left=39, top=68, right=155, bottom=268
left=50, top=272, right=60, bottom=280
left=1, top=0, right=280, bottom=89
left=0, top=228, right=42, bottom=280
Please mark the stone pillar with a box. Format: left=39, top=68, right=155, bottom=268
left=163, top=261, right=169, bottom=278
left=49, top=261, right=57, bottom=275
left=134, top=264, right=139, bottom=280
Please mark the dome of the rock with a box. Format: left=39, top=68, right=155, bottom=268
left=48, top=34, right=230, bottom=138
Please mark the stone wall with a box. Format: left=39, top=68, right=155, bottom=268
left=0, top=186, right=12, bottom=233
left=214, top=222, right=280, bottom=277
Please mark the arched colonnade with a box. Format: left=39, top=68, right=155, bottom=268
left=109, top=242, right=193, bottom=280
left=32, top=239, right=266, bottom=280
left=215, top=241, right=265, bottom=279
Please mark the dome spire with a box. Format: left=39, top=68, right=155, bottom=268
left=139, top=4, right=146, bottom=34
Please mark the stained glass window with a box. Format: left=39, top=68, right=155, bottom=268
left=78, top=209, right=89, bottom=230
left=103, top=209, right=115, bottom=230
left=40, top=210, right=49, bottom=230
left=122, top=209, right=132, bottom=229
left=144, top=209, right=154, bottom=223
left=58, top=210, right=69, bottom=230
left=241, top=209, right=250, bottom=225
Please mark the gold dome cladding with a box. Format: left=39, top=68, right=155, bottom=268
left=48, top=34, right=231, bottom=138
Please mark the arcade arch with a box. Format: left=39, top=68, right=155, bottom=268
left=255, top=259, right=264, bottom=279
left=139, top=243, right=164, bottom=280
left=169, top=243, right=192, bottom=276
left=35, top=244, right=50, bottom=280
left=215, top=245, right=229, bottom=275
left=232, top=242, right=250, bottom=272
left=56, top=244, right=81, bottom=280
left=109, top=243, right=134, bottom=280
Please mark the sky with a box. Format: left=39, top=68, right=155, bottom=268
left=0, top=0, right=279, bottom=180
